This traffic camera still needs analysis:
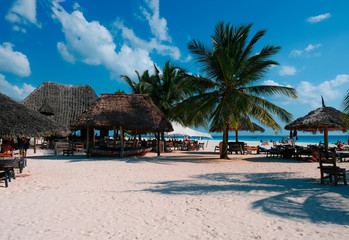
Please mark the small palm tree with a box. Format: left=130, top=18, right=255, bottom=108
left=121, top=61, right=192, bottom=140
left=173, top=22, right=297, bottom=159
left=121, top=70, right=151, bottom=94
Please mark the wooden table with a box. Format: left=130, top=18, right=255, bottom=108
left=336, top=151, right=349, bottom=162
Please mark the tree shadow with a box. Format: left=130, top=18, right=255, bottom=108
left=142, top=171, right=349, bottom=225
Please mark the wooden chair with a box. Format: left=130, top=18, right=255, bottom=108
left=228, top=142, right=244, bottom=154
left=198, top=142, right=205, bottom=150
left=318, top=151, right=347, bottom=185
left=0, top=170, right=9, bottom=187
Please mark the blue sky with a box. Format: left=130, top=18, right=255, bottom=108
left=0, top=0, right=348, bottom=135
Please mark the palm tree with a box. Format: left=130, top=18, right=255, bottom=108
left=121, top=61, right=193, bottom=140
left=121, top=70, right=151, bottom=94
left=172, top=22, right=297, bottom=159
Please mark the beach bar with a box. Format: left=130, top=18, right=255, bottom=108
left=72, top=93, right=173, bottom=157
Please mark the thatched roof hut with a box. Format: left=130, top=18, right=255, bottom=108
left=0, top=92, right=70, bottom=138
left=22, top=81, right=98, bottom=128
left=285, top=98, right=348, bottom=151
left=72, top=93, right=173, bottom=133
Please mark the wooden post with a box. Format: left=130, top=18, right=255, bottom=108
left=113, top=126, right=116, bottom=148
left=34, top=137, right=37, bottom=154
left=157, top=131, right=160, bottom=156
left=86, top=127, right=90, bottom=157
left=120, top=126, right=124, bottom=158
left=93, top=128, right=96, bottom=146
left=324, top=127, right=328, bottom=153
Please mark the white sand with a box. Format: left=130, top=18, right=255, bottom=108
left=1, top=144, right=348, bottom=240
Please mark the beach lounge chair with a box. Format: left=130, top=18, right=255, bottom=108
left=318, top=151, right=347, bottom=185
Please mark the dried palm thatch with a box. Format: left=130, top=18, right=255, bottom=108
left=285, top=98, right=348, bottom=152
left=0, top=93, right=70, bottom=138
left=22, top=81, right=98, bottom=128
left=284, top=104, right=348, bottom=132
left=72, top=93, right=173, bottom=133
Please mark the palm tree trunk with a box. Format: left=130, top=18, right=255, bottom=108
left=220, top=125, right=229, bottom=159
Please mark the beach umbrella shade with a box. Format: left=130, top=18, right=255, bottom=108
left=0, top=92, right=70, bottom=138
left=284, top=97, right=349, bottom=152
left=210, top=118, right=265, bottom=142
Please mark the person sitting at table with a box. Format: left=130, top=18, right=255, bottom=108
left=1, top=139, right=14, bottom=155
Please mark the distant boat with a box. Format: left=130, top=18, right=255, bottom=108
left=90, top=147, right=152, bottom=158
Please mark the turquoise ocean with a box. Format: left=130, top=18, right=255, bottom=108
left=192, top=135, right=349, bottom=144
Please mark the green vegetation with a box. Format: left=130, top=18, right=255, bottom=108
left=173, top=22, right=297, bottom=159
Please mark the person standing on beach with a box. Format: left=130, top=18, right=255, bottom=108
left=19, top=137, right=30, bottom=157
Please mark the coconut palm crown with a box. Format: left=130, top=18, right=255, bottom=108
left=173, top=22, right=297, bottom=158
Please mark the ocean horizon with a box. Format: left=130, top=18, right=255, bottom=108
left=191, top=135, right=349, bottom=144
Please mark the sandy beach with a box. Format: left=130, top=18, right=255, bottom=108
left=1, top=142, right=349, bottom=240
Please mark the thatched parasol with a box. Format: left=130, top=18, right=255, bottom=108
left=285, top=97, right=348, bottom=152
left=211, top=118, right=265, bottom=142
left=72, top=93, right=173, bottom=157
left=0, top=92, right=70, bottom=138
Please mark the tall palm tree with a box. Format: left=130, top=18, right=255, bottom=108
left=172, top=22, right=297, bottom=159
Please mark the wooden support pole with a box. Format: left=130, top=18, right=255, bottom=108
left=86, top=127, right=90, bottom=157
left=324, top=127, right=329, bottom=153
left=113, top=126, right=116, bottom=148
left=34, top=137, right=37, bottom=154
left=93, top=128, right=96, bottom=146
left=120, top=126, right=124, bottom=158
left=157, top=131, right=160, bottom=156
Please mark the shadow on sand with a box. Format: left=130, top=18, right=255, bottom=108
left=142, top=171, right=349, bottom=225
left=26, top=151, right=349, bottom=224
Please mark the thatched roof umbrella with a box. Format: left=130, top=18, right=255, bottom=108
left=211, top=118, right=265, bottom=142
left=72, top=93, right=173, bottom=156
left=0, top=92, right=70, bottom=139
left=285, top=98, right=348, bottom=152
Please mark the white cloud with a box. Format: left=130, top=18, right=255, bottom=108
left=5, top=0, right=41, bottom=28
left=305, top=43, right=322, bottom=52
left=0, top=42, right=31, bottom=77
left=296, top=74, right=349, bottom=108
left=57, top=42, right=75, bottom=63
left=0, top=74, right=35, bottom=101
left=114, top=21, right=181, bottom=60
left=73, top=2, right=80, bottom=10
left=306, top=13, right=331, bottom=23
left=279, top=66, right=296, bottom=76
left=141, top=0, right=171, bottom=42
left=51, top=2, right=154, bottom=78
left=290, top=50, right=303, bottom=57
left=262, top=80, right=292, bottom=88
left=290, top=43, right=322, bottom=57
